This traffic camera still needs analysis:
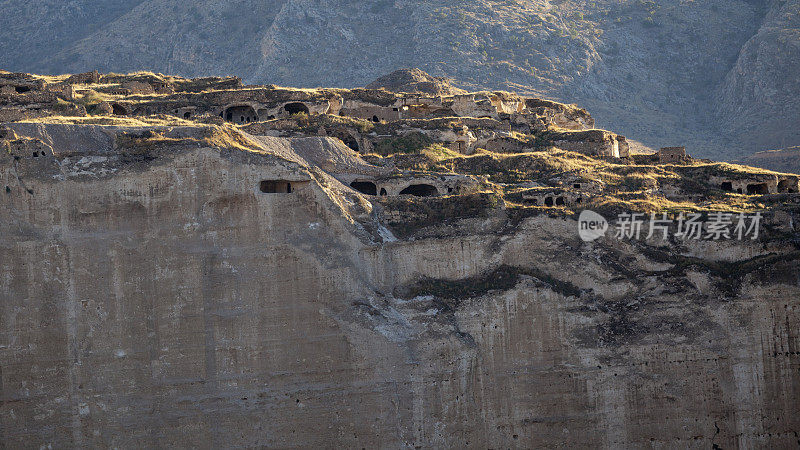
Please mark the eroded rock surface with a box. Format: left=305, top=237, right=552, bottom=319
left=1, top=120, right=799, bottom=448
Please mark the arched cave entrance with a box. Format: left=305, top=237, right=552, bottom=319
left=112, top=103, right=127, bottom=116
left=746, top=183, right=769, bottom=195
left=720, top=182, right=733, bottom=192
left=350, top=181, right=378, bottom=196
left=545, top=197, right=554, bottom=207
left=283, top=102, right=310, bottom=116
left=224, top=105, right=257, bottom=124
left=399, top=184, right=439, bottom=197
left=341, top=135, right=359, bottom=152
left=555, top=197, right=565, bottom=206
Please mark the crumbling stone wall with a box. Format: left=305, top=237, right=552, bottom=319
left=549, top=129, right=630, bottom=158
left=0, top=72, right=47, bottom=93
left=486, top=136, right=528, bottom=154
left=65, top=70, right=100, bottom=85
left=659, top=146, right=689, bottom=163
left=340, top=100, right=401, bottom=122
left=121, top=81, right=155, bottom=95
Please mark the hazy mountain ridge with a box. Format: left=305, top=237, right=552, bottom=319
left=1, top=0, right=797, bottom=162
left=0, top=0, right=146, bottom=70
left=714, top=0, right=800, bottom=154
left=741, top=146, right=800, bottom=174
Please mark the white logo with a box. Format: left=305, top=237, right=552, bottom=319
left=579, top=210, right=608, bottom=242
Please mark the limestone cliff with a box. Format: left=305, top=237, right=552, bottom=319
left=1, top=71, right=800, bottom=447
left=2, top=120, right=799, bottom=447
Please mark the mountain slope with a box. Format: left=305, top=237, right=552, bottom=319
left=715, top=0, right=800, bottom=153
left=0, top=0, right=798, bottom=162
left=740, top=146, right=800, bottom=174
left=0, top=0, right=146, bottom=71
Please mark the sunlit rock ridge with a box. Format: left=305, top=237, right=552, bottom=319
left=1, top=69, right=799, bottom=447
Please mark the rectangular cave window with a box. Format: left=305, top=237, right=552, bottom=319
left=260, top=180, right=293, bottom=194
left=778, top=179, right=797, bottom=193
left=746, top=183, right=769, bottom=195
left=399, top=184, right=439, bottom=197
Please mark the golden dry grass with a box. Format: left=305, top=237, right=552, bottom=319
left=19, top=115, right=193, bottom=127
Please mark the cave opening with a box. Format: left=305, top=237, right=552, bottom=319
left=260, top=180, right=294, bottom=194
left=399, top=184, right=438, bottom=197
left=341, top=135, right=359, bottom=152
left=112, top=104, right=127, bottom=116
left=778, top=179, right=796, bottom=193
left=350, top=181, right=378, bottom=196
left=224, top=105, right=256, bottom=124
left=746, top=183, right=769, bottom=195
left=284, top=102, right=309, bottom=116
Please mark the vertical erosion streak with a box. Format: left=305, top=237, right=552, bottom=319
left=64, top=243, right=84, bottom=447
left=201, top=253, right=219, bottom=444
left=0, top=364, right=4, bottom=444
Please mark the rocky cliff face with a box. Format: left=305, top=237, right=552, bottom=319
left=2, top=118, right=799, bottom=447
left=1, top=0, right=798, bottom=162
left=714, top=0, right=800, bottom=154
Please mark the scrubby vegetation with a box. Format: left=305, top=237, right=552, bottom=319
left=114, top=125, right=263, bottom=153
left=400, top=264, right=583, bottom=308
left=373, top=132, right=435, bottom=156
left=6, top=67, right=797, bottom=243
left=378, top=192, right=501, bottom=238
left=368, top=145, right=797, bottom=218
